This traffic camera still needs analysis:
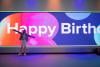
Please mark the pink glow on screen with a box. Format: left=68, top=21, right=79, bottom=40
left=0, top=13, right=59, bottom=47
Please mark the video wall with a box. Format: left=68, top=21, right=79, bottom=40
left=0, top=12, right=100, bottom=46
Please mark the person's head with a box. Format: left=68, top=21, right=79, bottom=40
left=22, top=29, right=26, bottom=34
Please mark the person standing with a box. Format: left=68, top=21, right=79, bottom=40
left=13, top=29, right=35, bottom=56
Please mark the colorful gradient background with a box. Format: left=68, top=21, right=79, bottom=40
left=0, top=12, right=59, bottom=46
left=0, top=12, right=100, bottom=46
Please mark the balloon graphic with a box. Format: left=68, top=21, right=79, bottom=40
left=65, top=13, right=91, bottom=20
left=94, top=25, right=100, bottom=46
left=0, top=13, right=59, bottom=47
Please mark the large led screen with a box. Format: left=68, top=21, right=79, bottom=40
left=0, top=12, right=100, bottom=47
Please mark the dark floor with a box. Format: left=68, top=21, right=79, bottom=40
left=0, top=54, right=100, bottom=67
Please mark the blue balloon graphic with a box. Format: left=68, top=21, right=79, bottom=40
left=94, top=25, right=100, bottom=46
left=65, top=13, right=91, bottom=20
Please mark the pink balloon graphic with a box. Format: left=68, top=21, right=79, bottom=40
left=0, top=13, right=59, bottom=47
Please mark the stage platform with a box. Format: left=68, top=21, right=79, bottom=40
left=0, top=45, right=100, bottom=54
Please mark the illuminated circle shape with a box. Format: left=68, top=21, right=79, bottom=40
left=65, top=13, right=91, bottom=20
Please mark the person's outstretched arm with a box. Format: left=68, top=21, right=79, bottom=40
left=27, top=34, right=35, bottom=38
left=13, top=29, right=22, bottom=34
